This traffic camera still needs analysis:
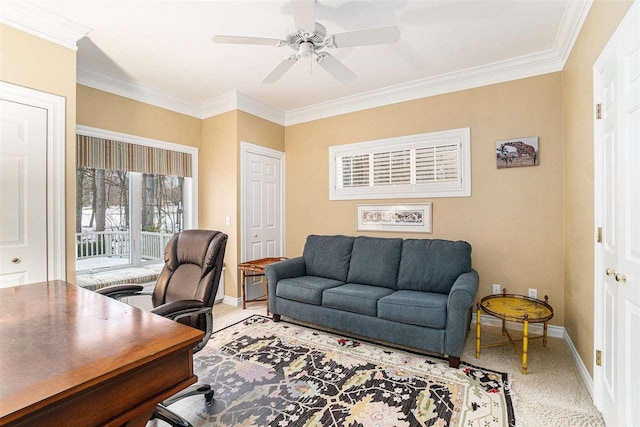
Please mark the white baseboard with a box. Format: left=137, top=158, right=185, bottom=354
left=563, top=329, right=594, bottom=398
left=223, top=296, right=242, bottom=307
left=471, top=313, right=564, bottom=338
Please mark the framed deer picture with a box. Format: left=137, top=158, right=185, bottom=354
left=496, top=136, right=539, bottom=168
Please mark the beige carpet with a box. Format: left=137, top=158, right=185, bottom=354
left=152, top=302, right=602, bottom=427
left=460, top=324, right=602, bottom=427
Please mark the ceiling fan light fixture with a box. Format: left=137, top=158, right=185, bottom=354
left=299, top=41, right=314, bottom=58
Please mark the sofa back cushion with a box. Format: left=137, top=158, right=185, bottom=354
left=397, top=239, right=472, bottom=294
left=347, top=236, right=403, bottom=289
left=303, top=235, right=354, bottom=282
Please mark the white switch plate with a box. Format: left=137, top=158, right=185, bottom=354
left=492, top=284, right=501, bottom=294
left=528, top=288, right=538, bottom=299
left=225, top=216, right=231, bottom=226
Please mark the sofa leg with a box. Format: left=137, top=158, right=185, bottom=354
left=272, top=314, right=281, bottom=322
left=448, top=356, right=460, bottom=368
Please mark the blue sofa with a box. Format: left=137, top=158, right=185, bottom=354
left=265, top=235, right=479, bottom=367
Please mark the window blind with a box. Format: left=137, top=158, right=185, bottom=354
left=76, top=135, right=192, bottom=177
left=329, top=128, right=471, bottom=199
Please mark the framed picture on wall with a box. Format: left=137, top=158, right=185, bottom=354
left=356, top=203, right=432, bottom=233
left=496, top=136, right=539, bottom=168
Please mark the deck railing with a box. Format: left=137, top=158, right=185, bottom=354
left=76, top=231, right=174, bottom=260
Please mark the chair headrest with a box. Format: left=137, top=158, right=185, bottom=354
left=164, top=230, right=225, bottom=275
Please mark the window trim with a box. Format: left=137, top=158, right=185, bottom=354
left=329, top=127, right=471, bottom=200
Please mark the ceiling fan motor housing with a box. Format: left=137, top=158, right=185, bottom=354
left=286, top=23, right=327, bottom=53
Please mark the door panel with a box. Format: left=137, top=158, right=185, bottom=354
left=243, top=149, right=283, bottom=299
left=0, top=100, right=48, bottom=287
left=596, top=5, right=640, bottom=424
left=618, top=8, right=640, bottom=423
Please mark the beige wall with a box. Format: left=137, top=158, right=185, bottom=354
left=77, top=85, right=202, bottom=148
left=199, top=110, right=285, bottom=299
left=561, top=0, right=633, bottom=377
left=0, top=24, right=77, bottom=282
left=200, top=111, right=239, bottom=298
left=286, top=73, right=566, bottom=325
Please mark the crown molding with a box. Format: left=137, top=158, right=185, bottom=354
left=236, top=92, right=286, bottom=126
left=77, top=67, right=203, bottom=118
left=201, top=91, right=238, bottom=119
left=0, top=2, right=91, bottom=51
left=554, top=0, right=593, bottom=68
left=285, top=49, right=562, bottom=125
left=201, top=91, right=286, bottom=125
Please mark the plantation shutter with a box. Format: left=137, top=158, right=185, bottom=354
left=415, top=143, right=460, bottom=184
left=76, top=134, right=192, bottom=177
left=330, top=128, right=470, bottom=199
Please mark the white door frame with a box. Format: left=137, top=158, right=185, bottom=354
left=240, top=141, right=286, bottom=263
left=592, top=0, right=638, bottom=411
left=0, top=81, right=66, bottom=281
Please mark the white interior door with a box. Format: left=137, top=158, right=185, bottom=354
left=0, top=99, right=48, bottom=287
left=242, top=144, right=284, bottom=299
left=595, top=4, right=640, bottom=425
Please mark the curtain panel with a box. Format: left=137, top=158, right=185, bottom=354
left=76, top=135, right=192, bottom=177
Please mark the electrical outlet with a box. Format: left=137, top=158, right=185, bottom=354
left=528, top=288, right=538, bottom=299
left=225, top=216, right=231, bottom=226
left=492, top=284, right=501, bottom=294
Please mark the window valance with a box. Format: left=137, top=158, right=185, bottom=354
left=76, top=134, right=192, bottom=177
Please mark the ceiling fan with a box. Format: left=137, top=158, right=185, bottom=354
left=212, top=0, right=401, bottom=84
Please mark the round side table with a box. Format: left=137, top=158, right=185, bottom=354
left=476, top=290, right=554, bottom=374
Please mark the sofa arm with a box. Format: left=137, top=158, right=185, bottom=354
left=265, top=256, right=306, bottom=314
left=444, top=269, right=479, bottom=357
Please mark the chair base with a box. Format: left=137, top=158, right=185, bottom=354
left=152, top=383, right=214, bottom=427
left=164, top=383, right=214, bottom=407
left=152, top=404, right=192, bottom=427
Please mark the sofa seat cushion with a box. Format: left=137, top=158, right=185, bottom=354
left=378, top=290, right=448, bottom=329
left=322, top=284, right=394, bottom=316
left=276, top=276, right=344, bottom=306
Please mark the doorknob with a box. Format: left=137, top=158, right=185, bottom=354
left=11, top=258, right=20, bottom=264
left=606, top=268, right=615, bottom=276
left=254, top=234, right=258, bottom=238
left=615, top=273, right=627, bottom=283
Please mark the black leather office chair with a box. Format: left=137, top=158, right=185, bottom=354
left=97, top=229, right=228, bottom=427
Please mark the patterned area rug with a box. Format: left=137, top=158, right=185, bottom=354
left=168, top=316, right=515, bottom=426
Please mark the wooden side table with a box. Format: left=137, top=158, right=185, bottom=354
left=238, top=257, right=287, bottom=315
left=476, top=289, right=554, bottom=374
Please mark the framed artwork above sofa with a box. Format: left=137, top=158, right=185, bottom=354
left=356, top=203, right=432, bottom=233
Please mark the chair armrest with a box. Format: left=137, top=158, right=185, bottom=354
left=265, top=256, right=306, bottom=314
left=95, top=284, right=145, bottom=299
left=151, top=299, right=204, bottom=319
left=444, top=269, right=479, bottom=357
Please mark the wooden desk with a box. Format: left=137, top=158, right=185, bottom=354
left=0, top=281, right=203, bottom=426
left=238, top=257, right=287, bottom=315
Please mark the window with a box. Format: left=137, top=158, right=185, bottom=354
left=329, top=127, right=471, bottom=200
left=75, top=127, right=197, bottom=273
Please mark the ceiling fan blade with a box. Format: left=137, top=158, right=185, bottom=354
left=212, top=35, right=284, bottom=46
left=330, top=25, right=401, bottom=48
left=291, top=0, right=316, bottom=32
left=315, top=53, right=356, bottom=84
left=263, top=57, right=298, bottom=84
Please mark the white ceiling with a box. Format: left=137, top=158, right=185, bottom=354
left=25, top=1, right=589, bottom=122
